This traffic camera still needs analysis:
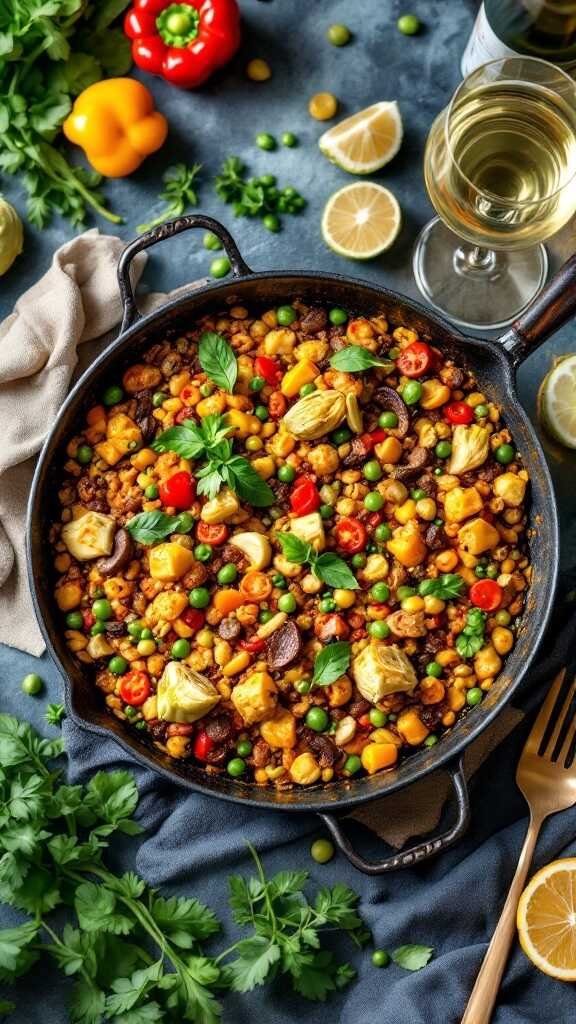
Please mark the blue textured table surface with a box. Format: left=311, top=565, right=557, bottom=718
left=1, top=2, right=576, bottom=1022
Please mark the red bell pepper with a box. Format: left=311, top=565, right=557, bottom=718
left=193, top=730, right=214, bottom=760
left=124, top=0, right=241, bottom=89
left=254, top=355, right=281, bottom=386
left=290, top=476, right=321, bottom=515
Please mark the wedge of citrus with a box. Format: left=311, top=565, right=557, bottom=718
left=538, top=353, right=576, bottom=449
left=319, top=101, right=403, bottom=174
left=321, top=182, right=401, bottom=259
left=517, top=858, right=576, bottom=980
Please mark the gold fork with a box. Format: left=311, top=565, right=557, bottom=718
left=462, top=668, right=576, bottom=1024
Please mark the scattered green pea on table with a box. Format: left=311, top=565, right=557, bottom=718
left=397, top=13, right=421, bottom=34
left=21, top=673, right=43, bottom=696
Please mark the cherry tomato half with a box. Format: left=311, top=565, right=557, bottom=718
left=334, top=516, right=367, bottom=553
left=239, top=636, right=267, bottom=653
left=196, top=522, right=229, bottom=546
left=159, top=471, right=195, bottom=510
left=444, top=401, right=474, bottom=425
left=193, top=731, right=214, bottom=761
left=396, top=341, right=433, bottom=378
left=290, top=477, right=321, bottom=515
left=119, top=670, right=151, bottom=707
left=469, top=579, right=503, bottom=611
left=254, top=355, right=281, bottom=385
left=181, top=608, right=205, bottom=632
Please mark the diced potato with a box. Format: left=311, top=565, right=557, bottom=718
left=375, top=437, right=403, bottom=463
left=414, top=418, right=437, bottom=448
left=145, top=590, right=188, bottom=623
left=457, top=517, right=500, bottom=556
left=86, top=634, right=114, bottom=659
left=148, top=543, right=196, bottom=581
left=157, top=661, right=220, bottom=723
left=61, top=511, right=116, bottom=561
left=307, top=444, right=339, bottom=477
left=396, top=709, right=429, bottom=745
left=260, top=708, right=297, bottom=749
left=493, top=472, right=527, bottom=508
left=55, top=581, right=83, bottom=611
left=448, top=425, right=490, bottom=476
left=228, top=532, right=272, bottom=569
left=361, top=743, right=398, bottom=774
left=200, top=489, right=240, bottom=524
left=225, top=409, right=262, bottom=438
left=352, top=643, right=417, bottom=702
left=251, top=456, right=276, bottom=480
left=289, top=752, right=321, bottom=785
left=362, top=554, right=389, bottom=583
left=231, top=671, right=278, bottom=725
left=444, top=486, right=484, bottom=523
left=95, top=413, right=142, bottom=467
left=387, top=523, right=427, bottom=567
left=291, top=512, right=325, bottom=552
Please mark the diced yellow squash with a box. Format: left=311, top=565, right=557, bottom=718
left=148, top=543, right=196, bottom=581
left=225, top=409, right=262, bottom=438
left=387, top=523, right=427, bottom=566
left=457, top=517, right=500, bottom=555
left=230, top=671, right=278, bottom=725
left=251, top=456, right=276, bottom=479
left=61, top=511, right=116, bottom=561
left=361, top=742, right=398, bottom=774
left=289, top=752, right=321, bottom=785
left=444, top=486, right=484, bottom=523
left=260, top=708, right=297, bottom=749
left=374, top=436, right=403, bottom=463
left=145, top=590, right=188, bottom=623
left=493, top=472, right=527, bottom=508
left=55, top=581, right=83, bottom=611
left=281, top=360, right=320, bottom=398
left=396, top=708, right=429, bottom=745
left=95, top=413, right=142, bottom=466
left=228, top=532, right=272, bottom=569
left=291, top=512, right=325, bottom=551
left=420, top=379, right=451, bottom=409
left=200, top=489, right=240, bottom=524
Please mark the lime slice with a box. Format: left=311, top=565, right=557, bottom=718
left=539, top=353, right=576, bottom=449
left=319, top=101, right=403, bottom=174
left=321, top=182, right=401, bottom=259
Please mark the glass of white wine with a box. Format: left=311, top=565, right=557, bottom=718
left=413, top=56, right=576, bottom=330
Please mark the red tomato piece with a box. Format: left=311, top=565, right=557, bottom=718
left=181, top=608, right=205, bottom=632
left=159, top=471, right=195, bottom=510
left=396, top=341, right=433, bottom=378
left=82, top=610, right=95, bottom=630
left=334, top=517, right=367, bottom=553
left=119, top=670, right=151, bottom=707
left=254, top=355, right=281, bottom=385
left=196, top=522, right=228, bottom=546
left=239, top=636, right=267, bottom=653
left=290, top=477, right=321, bottom=515
left=469, top=579, right=503, bottom=611
left=444, top=401, right=474, bottom=425
left=193, top=731, right=214, bottom=761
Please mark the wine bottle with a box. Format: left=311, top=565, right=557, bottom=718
left=462, top=1, right=576, bottom=77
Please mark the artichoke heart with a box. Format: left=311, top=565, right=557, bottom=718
left=61, top=511, right=116, bottom=561
left=448, top=424, right=490, bottom=476
left=228, top=531, right=272, bottom=569
left=282, top=389, right=346, bottom=440
left=157, top=662, right=221, bottom=723
left=352, top=643, right=417, bottom=703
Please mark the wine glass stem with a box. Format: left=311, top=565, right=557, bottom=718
left=461, top=244, right=495, bottom=270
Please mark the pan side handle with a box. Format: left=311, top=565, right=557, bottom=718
left=318, top=757, right=469, bottom=875
left=117, top=214, right=253, bottom=334
left=499, top=252, right=576, bottom=365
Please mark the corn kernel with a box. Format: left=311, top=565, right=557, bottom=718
left=246, top=58, right=271, bottom=81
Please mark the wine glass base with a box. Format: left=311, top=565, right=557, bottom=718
left=412, top=217, right=549, bottom=332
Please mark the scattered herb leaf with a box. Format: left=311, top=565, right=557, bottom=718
left=329, top=347, right=395, bottom=374
left=137, top=163, right=202, bottom=233
left=418, top=574, right=465, bottom=600
left=311, top=642, right=351, bottom=688
left=276, top=533, right=358, bottom=589
left=391, top=945, right=434, bottom=971
left=198, top=331, right=238, bottom=393
left=45, top=703, right=66, bottom=727
left=125, top=511, right=181, bottom=545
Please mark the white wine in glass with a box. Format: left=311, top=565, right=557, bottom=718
left=413, top=57, right=576, bottom=330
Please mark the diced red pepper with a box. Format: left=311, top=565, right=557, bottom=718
left=469, top=579, right=503, bottom=611
left=334, top=517, right=367, bottom=554
left=254, top=355, right=282, bottom=385
left=82, top=610, right=95, bottom=630
left=444, top=401, right=474, bottom=425
left=196, top=522, right=228, bottom=545
left=181, top=608, right=205, bottom=632
left=290, top=476, right=321, bottom=515
left=396, top=341, right=433, bottom=378
left=119, top=670, right=151, bottom=706
left=193, top=731, right=214, bottom=761
left=159, top=470, right=195, bottom=510
left=239, top=636, right=266, bottom=653
left=268, top=391, right=287, bottom=419
left=365, top=511, right=382, bottom=532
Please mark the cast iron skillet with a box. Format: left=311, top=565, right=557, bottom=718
left=27, top=214, right=574, bottom=874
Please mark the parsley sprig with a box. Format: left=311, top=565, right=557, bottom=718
left=215, top=155, right=306, bottom=226
left=456, top=608, right=486, bottom=658
left=276, top=533, right=358, bottom=590
left=137, top=163, right=202, bottom=233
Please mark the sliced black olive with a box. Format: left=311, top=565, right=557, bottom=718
left=374, top=386, right=410, bottom=437
left=96, top=528, right=133, bottom=577
left=266, top=621, right=302, bottom=670
left=391, top=446, right=431, bottom=481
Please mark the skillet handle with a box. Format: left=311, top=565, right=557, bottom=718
left=317, top=756, right=469, bottom=875
left=117, top=214, right=253, bottom=334
left=499, top=251, right=576, bottom=365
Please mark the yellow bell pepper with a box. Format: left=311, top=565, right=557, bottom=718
left=63, top=78, right=168, bottom=177
left=280, top=360, right=320, bottom=398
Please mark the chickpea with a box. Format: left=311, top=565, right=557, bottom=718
left=423, top=596, right=445, bottom=614
left=401, top=595, right=425, bottom=613
left=379, top=479, right=408, bottom=504
left=491, top=626, right=514, bottom=655
left=333, top=589, right=356, bottom=609
left=416, top=497, right=437, bottom=521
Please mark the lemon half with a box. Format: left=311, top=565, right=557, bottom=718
left=319, top=101, right=403, bottom=174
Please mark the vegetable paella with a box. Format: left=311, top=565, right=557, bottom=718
left=51, top=301, right=530, bottom=788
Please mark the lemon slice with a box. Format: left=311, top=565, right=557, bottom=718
left=319, top=101, right=403, bottom=174
left=538, top=353, right=576, bottom=449
left=321, top=182, right=401, bottom=259
left=517, top=858, right=576, bottom=980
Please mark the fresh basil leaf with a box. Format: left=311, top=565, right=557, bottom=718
left=199, top=331, right=238, bottom=393
left=313, top=554, right=358, bottom=590
left=225, top=457, right=275, bottom=507
left=311, top=642, right=351, bottom=688
left=392, top=945, right=434, bottom=972
left=417, top=574, right=464, bottom=600
left=329, top=346, right=395, bottom=374
left=276, top=533, right=312, bottom=565
left=152, top=421, right=206, bottom=459
left=125, top=511, right=180, bottom=545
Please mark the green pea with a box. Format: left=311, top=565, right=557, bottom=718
left=254, top=405, right=269, bottom=421
left=434, top=440, right=452, bottom=459
left=364, top=492, right=384, bottom=512
left=320, top=504, right=333, bottom=520
left=372, top=949, right=390, bottom=967
left=227, top=757, right=246, bottom=777
left=177, top=512, right=194, bottom=533
left=278, top=593, right=297, bottom=614
left=434, top=467, right=443, bottom=476
left=310, top=838, right=335, bottom=863
left=434, top=518, right=443, bottom=527
left=369, top=708, right=387, bottom=727
left=144, top=484, right=159, bottom=499
left=278, top=464, right=296, bottom=483
left=402, top=380, right=423, bottom=405
left=76, top=444, right=93, bottom=464
left=218, top=564, right=238, bottom=585
left=374, top=523, right=392, bottom=542
left=210, top=256, right=231, bottom=278
left=246, top=436, right=263, bottom=453
left=466, top=687, right=483, bottom=706
left=363, top=460, right=382, bottom=482
left=263, top=213, right=280, bottom=233
left=124, top=704, right=138, bottom=719
left=272, top=573, right=287, bottom=589
left=194, top=543, right=213, bottom=563
left=332, top=426, right=352, bottom=444
left=475, top=565, right=486, bottom=578
left=189, top=587, right=210, bottom=609
left=259, top=609, right=274, bottom=624
left=299, top=383, right=317, bottom=397
left=259, top=173, right=277, bottom=187
left=475, top=404, right=489, bottom=418
left=378, top=411, right=398, bottom=429
left=92, top=598, right=112, bottom=621
left=152, top=391, right=167, bottom=408
left=327, top=23, right=351, bottom=46
left=172, top=638, right=191, bottom=659
left=109, top=656, right=128, bottom=675
left=295, top=679, right=311, bottom=694
left=329, top=307, right=348, bottom=325
left=199, top=382, right=213, bottom=398
left=351, top=552, right=367, bottom=568
left=344, top=754, right=362, bottom=775
left=396, top=585, right=416, bottom=600
left=135, top=720, right=147, bottom=731
left=21, top=673, right=43, bottom=696
left=305, top=707, right=329, bottom=732
left=250, top=375, right=266, bottom=391
left=368, top=621, right=390, bottom=639
left=65, top=611, right=84, bottom=629
left=281, top=131, right=298, bottom=147
left=397, top=13, right=420, bottom=34
left=256, top=132, right=276, bottom=150
left=319, top=597, right=336, bottom=613
left=486, top=564, right=498, bottom=579
left=495, top=444, right=515, bottom=465
left=411, top=488, right=427, bottom=500
left=103, top=385, right=123, bottom=407
left=90, top=622, right=107, bottom=636
left=237, top=739, right=252, bottom=757
left=127, top=621, right=143, bottom=639
left=495, top=609, right=511, bottom=626
left=424, top=734, right=438, bottom=747
left=426, top=661, right=442, bottom=678
left=203, top=230, right=223, bottom=251
left=140, top=628, right=153, bottom=640
left=277, top=305, right=297, bottom=326
left=370, top=582, right=390, bottom=603
left=388, top=347, right=400, bottom=359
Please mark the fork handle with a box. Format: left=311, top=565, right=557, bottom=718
left=461, top=812, right=543, bottom=1024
